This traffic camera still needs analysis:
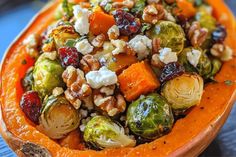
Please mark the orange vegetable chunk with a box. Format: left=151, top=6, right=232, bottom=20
left=176, top=0, right=196, bottom=18
left=118, top=61, right=160, bottom=101
left=89, top=10, right=116, bottom=35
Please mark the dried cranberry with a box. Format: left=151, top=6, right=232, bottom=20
left=58, top=47, right=80, bottom=68
left=212, top=25, right=227, bottom=43
left=160, top=62, right=185, bottom=83
left=176, top=14, right=190, bottom=34
left=114, top=9, right=141, bottom=36
left=20, top=91, right=42, bottom=124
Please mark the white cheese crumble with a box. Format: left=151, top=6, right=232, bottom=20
left=107, top=25, right=120, bottom=40
left=75, top=39, right=94, bottom=55
left=128, top=35, right=152, bottom=60
left=111, top=39, right=126, bottom=55
left=23, top=34, right=38, bottom=48
left=159, top=47, right=178, bottom=64
left=43, top=51, right=57, bottom=60
left=186, top=49, right=201, bottom=67
left=85, top=66, right=118, bottom=89
left=73, top=5, right=90, bottom=35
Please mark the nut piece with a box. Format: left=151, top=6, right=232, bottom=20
left=91, top=34, right=106, bottom=48
left=151, top=54, right=164, bottom=69
left=80, top=54, right=101, bottom=73
left=142, top=4, right=165, bottom=24
left=152, top=37, right=161, bottom=54
left=107, top=25, right=120, bottom=40
left=210, top=43, right=233, bottom=61
left=94, top=91, right=126, bottom=116
left=112, top=0, right=134, bottom=9
left=188, top=22, right=208, bottom=47
left=62, top=66, right=92, bottom=109
left=100, top=85, right=116, bottom=96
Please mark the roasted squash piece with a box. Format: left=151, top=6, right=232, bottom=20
left=118, top=61, right=160, bottom=101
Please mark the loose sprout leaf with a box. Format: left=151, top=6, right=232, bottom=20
left=224, top=80, right=233, bottom=86
left=141, top=23, right=152, bottom=33
left=131, top=0, right=146, bottom=15
left=65, top=39, right=76, bottom=47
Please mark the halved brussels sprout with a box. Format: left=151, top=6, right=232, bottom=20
left=161, top=73, right=204, bottom=112
left=39, top=95, right=80, bottom=139
left=33, top=54, right=65, bottom=97
left=84, top=115, right=136, bottom=149
left=49, top=25, right=79, bottom=48
left=127, top=93, right=174, bottom=140
left=148, top=21, right=185, bottom=54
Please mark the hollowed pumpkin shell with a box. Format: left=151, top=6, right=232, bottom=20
left=0, top=0, right=236, bottom=156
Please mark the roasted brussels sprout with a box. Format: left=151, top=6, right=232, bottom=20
left=195, top=5, right=216, bottom=49
left=49, top=25, right=79, bottom=48
left=39, top=95, right=80, bottom=139
left=162, top=73, right=204, bottom=112
left=84, top=115, right=136, bottom=149
left=33, top=54, right=65, bottom=97
left=148, top=21, right=185, bottom=54
left=179, top=47, right=221, bottom=79
left=54, top=0, right=74, bottom=20
left=127, top=93, right=174, bottom=140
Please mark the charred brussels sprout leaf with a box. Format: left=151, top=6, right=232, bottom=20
left=162, top=73, right=204, bottom=112
left=127, top=93, right=174, bottom=140
left=84, top=116, right=136, bottom=149
left=33, top=54, right=65, bottom=97
left=39, top=95, right=80, bottom=139
left=131, top=0, right=146, bottom=15
left=148, top=21, right=185, bottom=54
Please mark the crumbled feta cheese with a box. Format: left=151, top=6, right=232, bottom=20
left=159, top=48, right=178, bottom=64
left=107, top=25, right=120, bottom=40
left=187, top=49, right=201, bottom=67
left=128, top=35, right=152, bottom=60
left=111, top=39, right=126, bottom=55
left=73, top=5, right=90, bottom=35
left=75, top=39, right=94, bottom=55
left=52, top=87, right=64, bottom=97
left=85, top=66, right=118, bottom=89
left=23, top=34, right=38, bottom=48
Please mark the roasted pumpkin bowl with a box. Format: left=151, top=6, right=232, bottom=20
left=0, top=0, right=236, bottom=157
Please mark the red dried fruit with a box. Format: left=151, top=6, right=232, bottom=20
left=212, top=25, right=227, bottom=43
left=20, top=91, right=42, bottom=124
left=114, top=9, right=141, bottom=36
left=58, top=47, right=80, bottom=68
left=160, top=62, right=185, bottom=83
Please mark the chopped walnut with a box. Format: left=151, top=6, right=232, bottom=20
left=93, top=91, right=126, bottom=116
left=91, top=34, right=106, bottom=48
left=62, top=66, right=92, bottom=109
left=211, top=43, right=233, bottom=61
left=142, top=4, right=165, bottom=24
left=52, top=87, right=64, bottom=97
left=188, top=22, right=208, bottom=47
left=152, top=37, right=161, bottom=54
left=112, top=0, right=134, bottom=9
left=100, top=85, right=116, bottom=96
left=151, top=54, right=164, bottom=69
left=80, top=54, right=101, bottom=73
